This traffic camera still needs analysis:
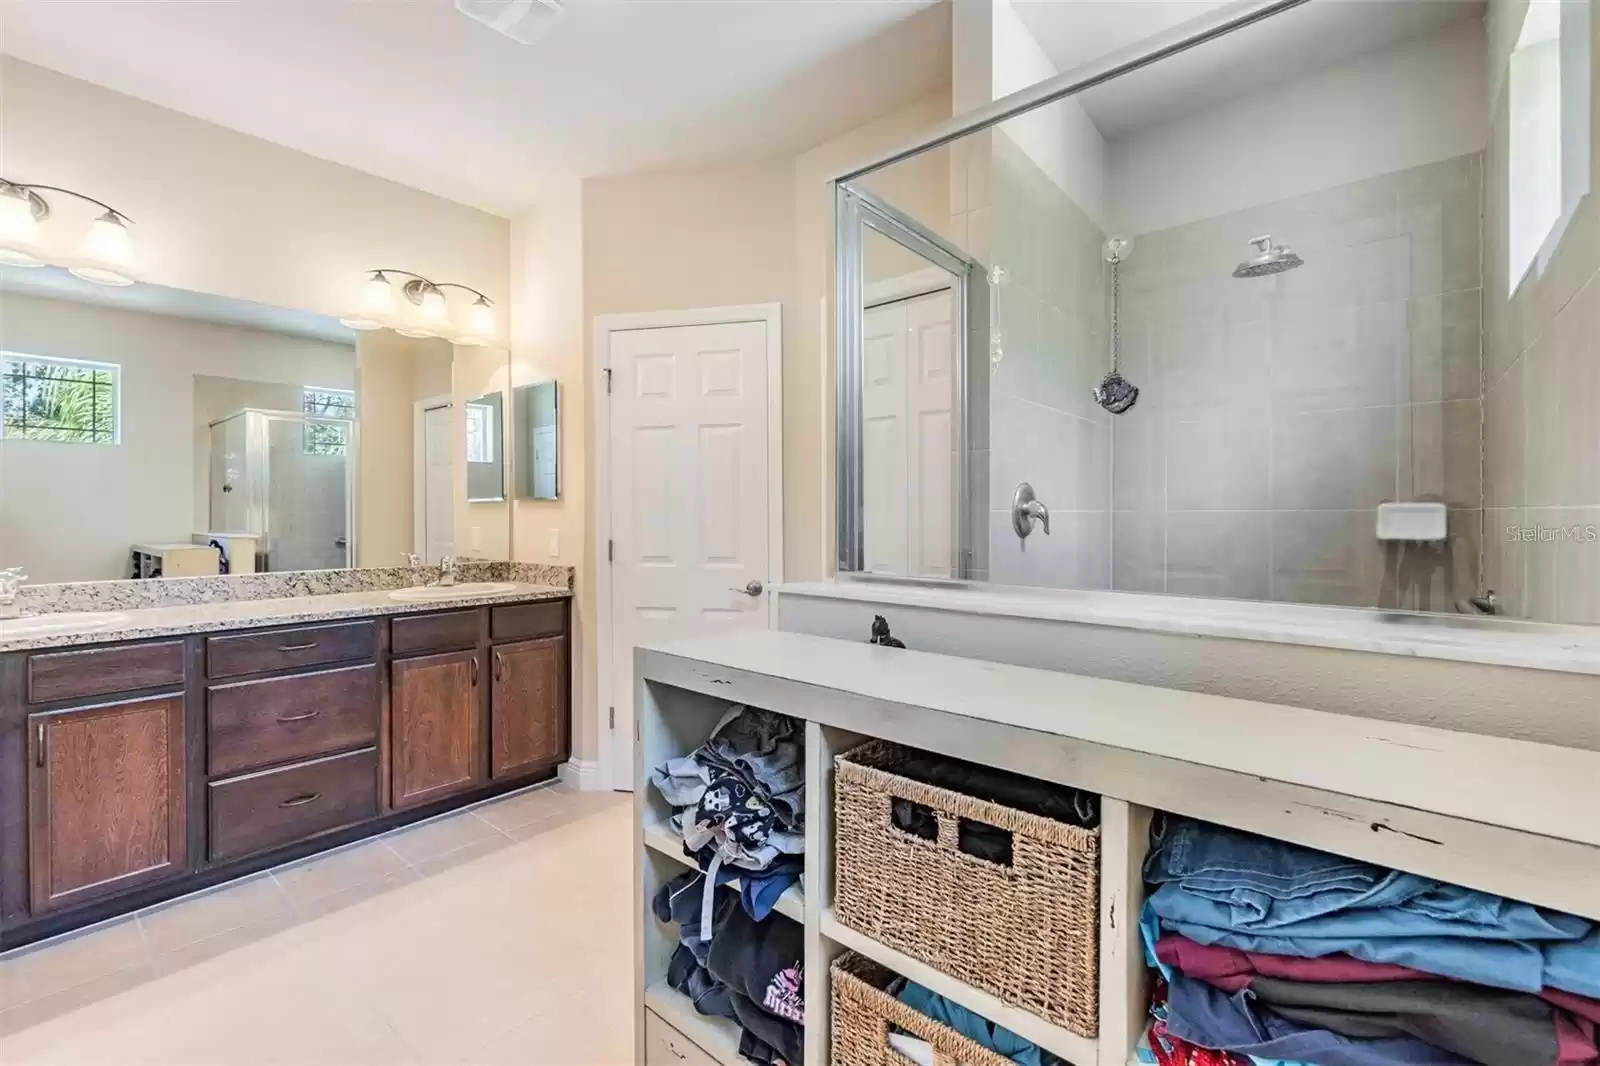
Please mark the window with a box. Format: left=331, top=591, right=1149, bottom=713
left=1508, top=0, right=1592, bottom=292
left=466, top=400, right=495, bottom=464
left=302, top=386, right=355, bottom=456
left=0, top=354, right=119, bottom=444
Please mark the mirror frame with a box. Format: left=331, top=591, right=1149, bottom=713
left=834, top=183, right=981, bottom=576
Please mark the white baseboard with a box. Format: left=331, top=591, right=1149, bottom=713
left=558, top=759, right=605, bottom=791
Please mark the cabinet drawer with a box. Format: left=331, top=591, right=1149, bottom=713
left=206, top=621, right=375, bottom=679
left=27, top=640, right=185, bottom=704
left=208, top=747, right=378, bottom=862
left=644, top=1010, right=721, bottom=1066
left=490, top=601, right=566, bottom=642
left=391, top=610, right=480, bottom=656
left=207, top=664, right=378, bottom=776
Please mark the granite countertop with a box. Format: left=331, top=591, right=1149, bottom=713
left=0, top=561, right=574, bottom=653
left=0, top=582, right=571, bottom=653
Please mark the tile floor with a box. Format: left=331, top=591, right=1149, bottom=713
left=0, top=783, right=634, bottom=1065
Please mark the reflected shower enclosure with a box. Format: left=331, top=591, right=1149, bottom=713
left=832, top=0, right=1600, bottom=623
left=209, top=407, right=355, bottom=572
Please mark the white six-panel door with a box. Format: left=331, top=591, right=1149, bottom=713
left=608, top=318, right=772, bottom=787
left=862, top=288, right=955, bottom=579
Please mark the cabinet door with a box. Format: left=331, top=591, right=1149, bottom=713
left=390, top=650, right=483, bottom=809
left=490, top=636, right=568, bottom=780
left=27, top=696, right=187, bottom=914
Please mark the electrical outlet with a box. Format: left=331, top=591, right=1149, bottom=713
left=547, top=528, right=560, bottom=558
left=471, top=525, right=483, bottom=551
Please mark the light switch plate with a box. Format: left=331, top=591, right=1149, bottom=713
left=548, top=528, right=560, bottom=557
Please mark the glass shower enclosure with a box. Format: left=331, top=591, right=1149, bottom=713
left=208, top=408, right=355, bottom=572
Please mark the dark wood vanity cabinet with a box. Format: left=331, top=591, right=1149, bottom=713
left=390, top=649, right=485, bottom=809
left=27, top=695, right=188, bottom=914
left=491, top=636, right=567, bottom=780
left=0, top=596, right=571, bottom=949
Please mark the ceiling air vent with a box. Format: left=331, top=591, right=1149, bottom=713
left=454, top=0, right=565, bottom=45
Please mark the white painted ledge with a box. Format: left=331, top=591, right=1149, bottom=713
left=777, top=580, right=1600, bottom=676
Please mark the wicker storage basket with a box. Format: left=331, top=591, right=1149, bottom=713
left=834, top=740, right=1100, bottom=1038
left=831, top=951, right=1015, bottom=1066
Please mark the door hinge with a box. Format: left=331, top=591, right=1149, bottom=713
left=608, top=539, right=614, bottom=563
left=609, top=706, right=615, bottom=730
left=603, top=367, right=612, bottom=394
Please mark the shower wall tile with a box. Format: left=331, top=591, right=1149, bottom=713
left=1407, top=290, right=1484, bottom=404
left=1111, top=511, right=1166, bottom=593
left=1269, top=510, right=1388, bottom=609
left=1111, top=411, right=1164, bottom=512
left=1483, top=506, right=1528, bottom=618
left=1165, top=511, right=1271, bottom=601
left=1550, top=273, right=1600, bottom=507
left=1271, top=300, right=1405, bottom=412
left=1272, top=407, right=1398, bottom=511
left=1384, top=509, right=1482, bottom=613
left=1166, top=413, right=1271, bottom=511
left=1398, top=399, right=1482, bottom=509
left=1484, top=356, right=1525, bottom=509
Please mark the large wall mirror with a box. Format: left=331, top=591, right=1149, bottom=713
left=835, top=0, right=1598, bottom=625
left=0, top=268, right=514, bottom=583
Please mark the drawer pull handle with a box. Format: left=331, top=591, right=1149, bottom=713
left=277, top=641, right=319, bottom=652
left=276, top=709, right=320, bottom=723
left=471, top=658, right=480, bottom=686
left=493, top=650, right=503, bottom=681
left=35, top=722, right=45, bottom=769
left=278, top=792, right=322, bottom=808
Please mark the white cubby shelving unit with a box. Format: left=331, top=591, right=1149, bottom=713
left=633, top=629, right=1600, bottom=1066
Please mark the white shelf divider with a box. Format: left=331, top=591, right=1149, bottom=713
left=644, top=982, right=746, bottom=1066
left=644, top=820, right=806, bottom=924
left=820, top=907, right=1100, bottom=1066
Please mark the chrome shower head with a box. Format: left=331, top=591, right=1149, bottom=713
left=1233, top=234, right=1303, bottom=278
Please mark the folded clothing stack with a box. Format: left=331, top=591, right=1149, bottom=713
left=1138, top=818, right=1600, bottom=1066
left=651, top=705, right=806, bottom=929
left=656, top=871, right=805, bottom=1066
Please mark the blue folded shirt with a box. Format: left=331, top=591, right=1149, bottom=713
left=1143, top=819, right=1599, bottom=997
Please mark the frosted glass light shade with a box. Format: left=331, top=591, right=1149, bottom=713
left=420, top=286, right=448, bottom=325
left=69, top=212, right=138, bottom=286
left=0, top=189, right=44, bottom=267
left=361, top=272, right=397, bottom=316
left=468, top=297, right=495, bottom=337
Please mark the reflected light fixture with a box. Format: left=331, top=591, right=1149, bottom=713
left=0, top=179, right=140, bottom=284
left=341, top=268, right=496, bottom=345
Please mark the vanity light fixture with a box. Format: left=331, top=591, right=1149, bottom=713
left=0, top=179, right=140, bottom=285
left=340, top=269, right=496, bottom=345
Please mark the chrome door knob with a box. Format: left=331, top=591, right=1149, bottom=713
left=730, top=580, right=764, bottom=597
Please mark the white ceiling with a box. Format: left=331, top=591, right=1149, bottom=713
left=0, top=0, right=950, bottom=218
left=1014, top=0, right=1486, bottom=138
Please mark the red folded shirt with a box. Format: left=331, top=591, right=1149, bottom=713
left=1155, top=935, right=1600, bottom=1065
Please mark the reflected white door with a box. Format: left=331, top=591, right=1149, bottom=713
left=862, top=288, right=955, bottom=578
left=422, top=403, right=454, bottom=564
left=608, top=319, right=771, bottom=790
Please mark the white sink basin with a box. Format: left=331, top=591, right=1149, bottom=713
left=0, top=611, right=133, bottom=636
left=389, top=582, right=518, bottom=602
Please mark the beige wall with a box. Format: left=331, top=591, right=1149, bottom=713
left=793, top=91, right=954, bottom=580
left=1, top=58, right=511, bottom=341
left=0, top=292, right=354, bottom=582
left=526, top=91, right=950, bottom=767
left=454, top=346, right=513, bottom=562
left=354, top=333, right=453, bottom=568
left=1482, top=0, right=1600, bottom=622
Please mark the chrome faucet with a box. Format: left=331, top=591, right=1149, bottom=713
left=0, top=567, right=27, bottom=619
left=403, top=553, right=424, bottom=588
left=438, top=556, right=458, bottom=587
left=1011, top=483, right=1050, bottom=550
